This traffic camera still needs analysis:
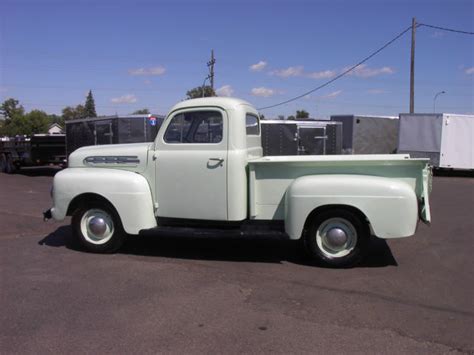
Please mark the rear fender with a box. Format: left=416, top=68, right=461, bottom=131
left=285, top=174, right=418, bottom=240
left=51, top=168, right=156, bottom=234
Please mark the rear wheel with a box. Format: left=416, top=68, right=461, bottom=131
left=72, top=203, right=125, bottom=253
left=303, top=209, right=370, bottom=268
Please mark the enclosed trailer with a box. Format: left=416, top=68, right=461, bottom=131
left=330, top=115, right=399, bottom=154
left=398, top=113, right=473, bottom=170
left=65, top=114, right=165, bottom=156
left=260, top=120, right=342, bottom=156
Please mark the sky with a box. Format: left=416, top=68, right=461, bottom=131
left=0, top=0, right=473, bottom=118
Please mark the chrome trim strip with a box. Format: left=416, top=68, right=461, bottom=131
left=84, top=156, right=140, bottom=165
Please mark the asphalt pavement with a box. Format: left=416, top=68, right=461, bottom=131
left=1, top=168, right=473, bottom=354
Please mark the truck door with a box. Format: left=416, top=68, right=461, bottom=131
left=154, top=109, right=228, bottom=220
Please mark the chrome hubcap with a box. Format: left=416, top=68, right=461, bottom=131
left=325, top=227, right=348, bottom=249
left=316, top=217, right=357, bottom=258
left=80, top=209, right=114, bottom=245
left=88, top=217, right=107, bottom=237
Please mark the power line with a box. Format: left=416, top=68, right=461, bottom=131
left=258, top=26, right=413, bottom=110
left=418, top=23, right=474, bottom=35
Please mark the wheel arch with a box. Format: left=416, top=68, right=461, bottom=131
left=302, top=204, right=371, bottom=238
left=284, top=174, right=419, bottom=240
left=51, top=168, right=157, bottom=235
left=67, top=192, right=116, bottom=217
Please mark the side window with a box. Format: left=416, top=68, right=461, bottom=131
left=194, top=113, right=223, bottom=143
left=246, top=114, right=260, bottom=135
left=164, top=114, right=192, bottom=143
left=164, top=111, right=223, bottom=144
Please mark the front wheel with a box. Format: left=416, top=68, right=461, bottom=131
left=72, top=203, right=125, bottom=253
left=303, top=209, right=370, bottom=268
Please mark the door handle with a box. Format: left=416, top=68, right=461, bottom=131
left=209, top=158, right=224, bottom=162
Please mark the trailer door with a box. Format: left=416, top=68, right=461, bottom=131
left=440, top=115, right=473, bottom=169
left=95, top=122, right=113, bottom=145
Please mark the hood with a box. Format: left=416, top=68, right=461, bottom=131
left=68, top=142, right=153, bottom=173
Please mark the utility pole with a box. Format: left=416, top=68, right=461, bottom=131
left=410, top=17, right=416, bottom=113
left=207, top=49, right=216, bottom=92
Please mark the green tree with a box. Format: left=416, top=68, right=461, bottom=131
left=287, top=115, right=296, bottom=120
left=0, top=98, right=25, bottom=121
left=84, top=90, right=97, bottom=117
left=1, top=110, right=50, bottom=136
left=0, top=98, right=26, bottom=136
left=62, top=105, right=86, bottom=121
left=186, top=85, right=216, bottom=99
left=25, top=110, right=51, bottom=134
left=296, top=110, right=309, bottom=119
left=277, top=115, right=285, bottom=120
left=133, top=108, right=150, bottom=114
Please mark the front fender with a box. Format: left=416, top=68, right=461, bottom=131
left=285, top=174, right=418, bottom=240
left=51, top=168, right=157, bottom=234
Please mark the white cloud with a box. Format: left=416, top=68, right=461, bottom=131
left=346, top=64, right=395, bottom=78
left=270, top=66, right=336, bottom=80
left=320, top=90, right=342, bottom=99
left=128, top=66, right=166, bottom=76
left=465, top=67, right=474, bottom=75
left=111, top=94, right=138, bottom=104
left=269, top=64, right=394, bottom=81
left=367, top=89, right=387, bottom=94
left=251, top=87, right=276, bottom=97
left=431, top=31, right=444, bottom=38
left=216, top=85, right=234, bottom=97
left=306, top=70, right=337, bottom=79
left=270, top=66, right=304, bottom=78
left=250, top=61, right=267, bottom=72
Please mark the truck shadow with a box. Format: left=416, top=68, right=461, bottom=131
left=39, top=226, right=397, bottom=268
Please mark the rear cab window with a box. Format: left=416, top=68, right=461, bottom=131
left=246, top=114, right=260, bottom=136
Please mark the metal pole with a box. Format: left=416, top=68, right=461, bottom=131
left=433, top=91, right=446, bottom=113
left=410, top=17, right=416, bottom=113
left=207, top=49, right=216, bottom=94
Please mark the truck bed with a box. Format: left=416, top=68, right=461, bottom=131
left=248, top=154, right=431, bottom=221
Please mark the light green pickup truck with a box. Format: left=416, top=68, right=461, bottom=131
left=45, top=97, right=432, bottom=267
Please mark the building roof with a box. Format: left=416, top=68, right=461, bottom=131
left=48, top=123, right=63, bottom=129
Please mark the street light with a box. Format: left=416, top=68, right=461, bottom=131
left=433, top=91, right=446, bottom=113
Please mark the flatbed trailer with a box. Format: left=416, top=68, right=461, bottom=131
left=0, top=134, right=66, bottom=173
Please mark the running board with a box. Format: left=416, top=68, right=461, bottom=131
left=140, top=220, right=289, bottom=239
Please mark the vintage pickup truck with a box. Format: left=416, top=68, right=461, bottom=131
left=45, top=97, right=432, bottom=267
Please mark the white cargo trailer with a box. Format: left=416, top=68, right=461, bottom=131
left=398, top=113, right=474, bottom=170
left=330, top=115, right=399, bottom=154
